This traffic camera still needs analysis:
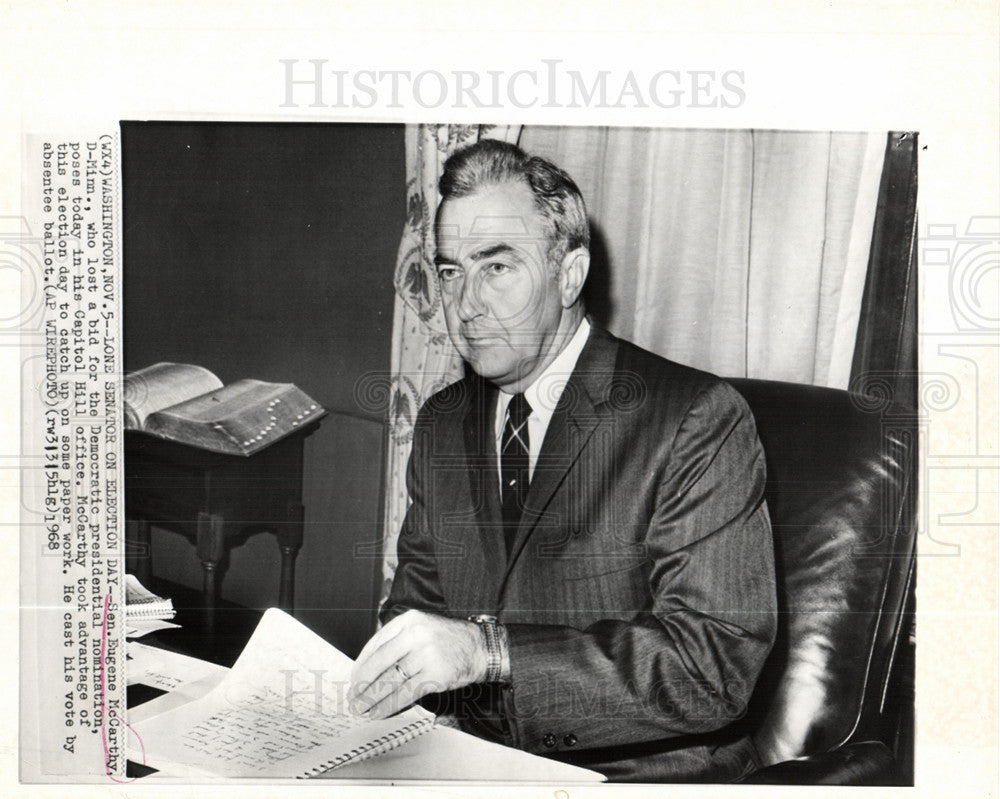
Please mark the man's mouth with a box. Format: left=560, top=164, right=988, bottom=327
left=462, top=332, right=503, bottom=342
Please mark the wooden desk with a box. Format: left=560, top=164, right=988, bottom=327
left=124, top=421, right=322, bottom=624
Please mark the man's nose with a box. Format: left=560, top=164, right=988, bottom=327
left=456, top=274, right=484, bottom=321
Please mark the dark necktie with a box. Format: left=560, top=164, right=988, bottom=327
left=501, top=393, right=531, bottom=557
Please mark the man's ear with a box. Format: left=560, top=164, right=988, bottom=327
left=558, top=248, right=590, bottom=308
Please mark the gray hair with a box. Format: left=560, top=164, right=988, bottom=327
left=438, top=139, right=590, bottom=266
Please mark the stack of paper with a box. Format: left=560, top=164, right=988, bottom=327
left=130, top=609, right=605, bottom=783
left=127, top=642, right=229, bottom=724
left=131, top=609, right=433, bottom=778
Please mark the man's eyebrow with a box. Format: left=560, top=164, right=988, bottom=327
left=434, top=243, right=525, bottom=268
left=469, top=243, right=523, bottom=262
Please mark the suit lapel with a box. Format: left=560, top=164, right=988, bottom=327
left=459, top=376, right=506, bottom=606
left=499, top=325, right=620, bottom=592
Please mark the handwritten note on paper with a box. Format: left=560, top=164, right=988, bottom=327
left=132, top=609, right=428, bottom=778
left=127, top=642, right=227, bottom=691
left=178, top=685, right=363, bottom=771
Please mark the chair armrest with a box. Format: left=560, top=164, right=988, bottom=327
left=740, top=741, right=898, bottom=785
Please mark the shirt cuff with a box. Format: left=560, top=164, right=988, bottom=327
left=498, top=623, right=512, bottom=683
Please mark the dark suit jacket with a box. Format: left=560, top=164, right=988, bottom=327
left=382, top=324, right=777, bottom=782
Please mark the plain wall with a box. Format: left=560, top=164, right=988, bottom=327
left=121, top=122, right=403, bottom=656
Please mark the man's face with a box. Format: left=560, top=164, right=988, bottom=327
left=435, top=180, right=565, bottom=391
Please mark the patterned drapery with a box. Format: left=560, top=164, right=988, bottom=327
left=379, top=124, right=521, bottom=608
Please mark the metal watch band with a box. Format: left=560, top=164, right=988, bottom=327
left=468, top=614, right=503, bottom=683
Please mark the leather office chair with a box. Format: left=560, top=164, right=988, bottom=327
left=725, top=378, right=917, bottom=785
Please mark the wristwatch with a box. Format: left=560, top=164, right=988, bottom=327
left=467, top=614, right=503, bottom=684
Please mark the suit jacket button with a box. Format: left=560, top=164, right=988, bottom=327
left=563, top=734, right=577, bottom=747
left=542, top=734, right=556, bottom=748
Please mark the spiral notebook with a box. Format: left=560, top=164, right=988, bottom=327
left=125, top=575, right=176, bottom=621
left=296, top=717, right=433, bottom=777
left=131, top=609, right=435, bottom=778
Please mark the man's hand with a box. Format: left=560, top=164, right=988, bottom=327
left=348, top=609, right=486, bottom=719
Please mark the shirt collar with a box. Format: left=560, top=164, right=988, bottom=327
left=497, top=317, right=591, bottom=423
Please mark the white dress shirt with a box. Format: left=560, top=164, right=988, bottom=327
left=495, top=318, right=591, bottom=488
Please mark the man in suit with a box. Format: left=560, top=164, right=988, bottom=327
left=349, top=139, right=777, bottom=782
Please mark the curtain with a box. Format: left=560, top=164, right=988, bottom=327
left=379, top=125, right=886, bottom=598
left=379, top=124, right=521, bottom=607
left=518, top=127, right=886, bottom=386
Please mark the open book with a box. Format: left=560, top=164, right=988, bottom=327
left=123, top=362, right=325, bottom=456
